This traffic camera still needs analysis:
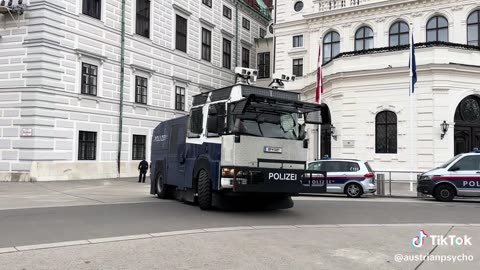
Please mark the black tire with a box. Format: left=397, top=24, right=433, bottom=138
left=434, top=185, right=455, bottom=202
left=156, top=173, right=168, bottom=199
left=198, top=170, right=213, bottom=210
left=345, top=183, right=363, bottom=198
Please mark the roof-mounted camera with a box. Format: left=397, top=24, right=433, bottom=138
left=235, top=67, right=258, bottom=85
left=268, top=73, right=296, bottom=89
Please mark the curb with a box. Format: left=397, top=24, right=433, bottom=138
left=0, top=223, right=478, bottom=255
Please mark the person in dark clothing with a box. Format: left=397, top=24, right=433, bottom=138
left=138, top=159, right=149, bottom=183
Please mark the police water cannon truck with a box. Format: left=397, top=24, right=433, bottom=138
left=150, top=68, right=329, bottom=210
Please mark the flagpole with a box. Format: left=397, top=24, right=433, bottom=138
left=409, top=23, right=414, bottom=192
left=317, top=37, right=323, bottom=160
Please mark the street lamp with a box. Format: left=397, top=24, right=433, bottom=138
left=329, top=124, right=337, bottom=140
left=440, top=121, right=449, bottom=140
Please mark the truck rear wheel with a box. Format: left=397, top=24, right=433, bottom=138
left=198, top=170, right=213, bottom=210
left=156, top=173, right=169, bottom=199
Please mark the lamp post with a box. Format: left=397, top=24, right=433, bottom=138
left=440, top=121, right=449, bottom=140
left=329, top=124, right=337, bottom=140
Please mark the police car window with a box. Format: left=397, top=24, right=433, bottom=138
left=321, top=161, right=342, bottom=172
left=342, top=162, right=360, bottom=172
left=308, top=162, right=321, bottom=170
left=439, top=154, right=462, bottom=168
left=452, top=156, right=480, bottom=171
left=188, top=108, right=203, bottom=138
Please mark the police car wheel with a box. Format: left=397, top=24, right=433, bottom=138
left=434, top=185, right=455, bottom=202
left=198, top=170, right=213, bottom=210
left=156, top=174, right=168, bottom=199
left=345, top=183, right=363, bottom=198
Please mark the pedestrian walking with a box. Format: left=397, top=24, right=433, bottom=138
left=138, top=159, right=149, bottom=183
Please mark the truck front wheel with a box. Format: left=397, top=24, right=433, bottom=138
left=198, top=170, right=213, bottom=210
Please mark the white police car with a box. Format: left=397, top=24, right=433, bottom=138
left=307, top=159, right=376, bottom=198
left=417, top=150, right=480, bottom=202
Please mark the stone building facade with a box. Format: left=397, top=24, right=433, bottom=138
left=273, top=0, right=480, bottom=172
left=0, top=0, right=270, bottom=181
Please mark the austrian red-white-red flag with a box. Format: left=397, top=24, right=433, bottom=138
left=315, top=46, right=323, bottom=104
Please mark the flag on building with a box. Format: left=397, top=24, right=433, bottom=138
left=409, top=33, right=417, bottom=95
left=315, top=46, right=323, bottom=103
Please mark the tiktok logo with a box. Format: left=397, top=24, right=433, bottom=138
left=411, top=230, right=429, bottom=249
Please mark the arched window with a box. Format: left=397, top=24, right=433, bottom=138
left=375, top=111, right=397, bottom=154
left=467, top=10, right=480, bottom=46
left=389, top=21, right=409, bottom=46
left=355, top=26, right=374, bottom=51
left=323, top=31, right=340, bottom=63
left=426, top=16, right=448, bottom=42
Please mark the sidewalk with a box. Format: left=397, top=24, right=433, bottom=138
left=0, top=178, right=156, bottom=210
left=0, top=224, right=478, bottom=270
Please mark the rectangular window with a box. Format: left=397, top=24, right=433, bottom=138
left=257, top=52, right=270, bottom=79
left=176, top=15, right=187, bottom=52
left=82, top=0, right=101, bottom=20
left=260, top=28, right=266, bottom=38
left=135, top=76, right=148, bottom=104
left=175, top=86, right=185, bottom=111
left=132, top=135, right=146, bottom=160
left=223, top=39, right=231, bottom=69
left=201, top=28, right=211, bottom=62
left=136, top=0, right=150, bottom=38
left=202, top=0, right=212, bottom=8
left=81, top=63, right=98, bottom=96
left=207, top=103, right=226, bottom=137
left=292, top=58, right=303, bottom=77
left=78, top=131, right=97, bottom=160
left=293, top=35, right=303, bottom=47
left=242, top=48, right=250, bottom=68
left=242, top=17, right=250, bottom=30
left=223, top=5, right=232, bottom=19
left=188, top=108, right=203, bottom=138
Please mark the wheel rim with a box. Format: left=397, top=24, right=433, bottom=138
left=157, top=176, right=163, bottom=193
left=440, top=189, right=450, bottom=199
left=348, top=185, right=359, bottom=196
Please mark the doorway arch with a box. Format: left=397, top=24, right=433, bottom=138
left=454, top=95, right=480, bottom=155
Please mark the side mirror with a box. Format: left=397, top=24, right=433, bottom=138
left=449, top=166, right=460, bottom=172
left=303, top=139, right=308, bottom=149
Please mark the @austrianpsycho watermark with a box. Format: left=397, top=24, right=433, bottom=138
left=411, top=230, right=472, bottom=249
left=395, top=254, right=474, bottom=263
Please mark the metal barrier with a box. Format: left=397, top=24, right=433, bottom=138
left=373, top=170, right=425, bottom=197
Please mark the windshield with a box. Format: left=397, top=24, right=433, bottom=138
left=438, top=154, right=462, bottom=168
left=229, top=110, right=304, bottom=140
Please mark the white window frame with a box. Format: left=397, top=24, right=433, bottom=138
left=130, top=66, right=153, bottom=106
left=76, top=51, right=105, bottom=98
left=131, top=0, right=154, bottom=40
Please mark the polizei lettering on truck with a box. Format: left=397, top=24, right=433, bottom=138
left=268, top=172, right=298, bottom=181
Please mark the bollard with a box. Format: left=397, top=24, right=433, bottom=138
left=376, top=173, right=385, bottom=196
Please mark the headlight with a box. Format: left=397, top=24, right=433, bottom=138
left=221, top=168, right=235, bottom=178
left=418, top=175, right=432, bottom=181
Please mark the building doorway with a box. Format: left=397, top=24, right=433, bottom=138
left=320, top=104, right=332, bottom=159
left=454, top=95, right=480, bottom=155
